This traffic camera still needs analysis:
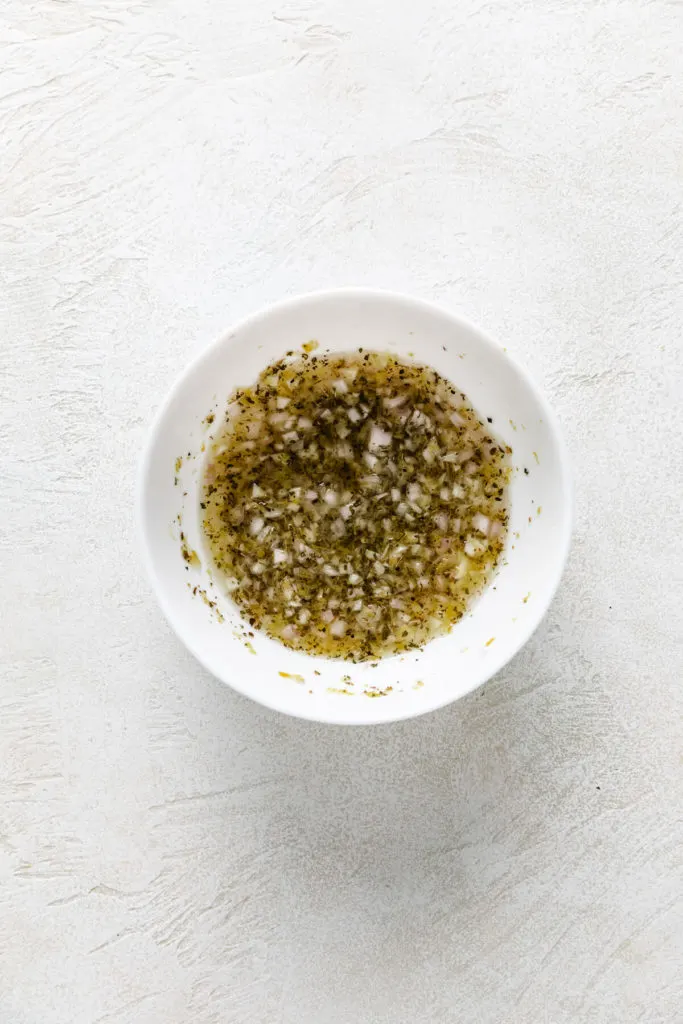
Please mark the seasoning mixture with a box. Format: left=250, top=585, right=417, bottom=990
left=201, top=350, right=510, bottom=661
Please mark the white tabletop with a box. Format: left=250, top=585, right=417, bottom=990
left=2, top=2, right=682, bottom=1022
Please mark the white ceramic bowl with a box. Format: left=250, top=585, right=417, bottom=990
left=139, top=289, right=571, bottom=724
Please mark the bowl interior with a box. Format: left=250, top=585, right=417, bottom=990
left=139, top=290, right=571, bottom=724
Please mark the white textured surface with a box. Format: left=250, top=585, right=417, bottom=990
left=1, top=1, right=682, bottom=1021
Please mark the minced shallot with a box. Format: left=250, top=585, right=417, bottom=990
left=201, top=350, right=510, bottom=661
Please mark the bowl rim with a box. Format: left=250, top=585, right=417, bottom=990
left=137, top=287, right=573, bottom=725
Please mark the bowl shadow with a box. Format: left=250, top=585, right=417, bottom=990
left=141, top=570, right=628, bottom=1018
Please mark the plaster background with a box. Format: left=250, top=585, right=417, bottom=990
left=1, top=1, right=681, bottom=1021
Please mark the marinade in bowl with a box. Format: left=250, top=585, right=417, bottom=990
left=201, top=350, right=511, bottom=662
